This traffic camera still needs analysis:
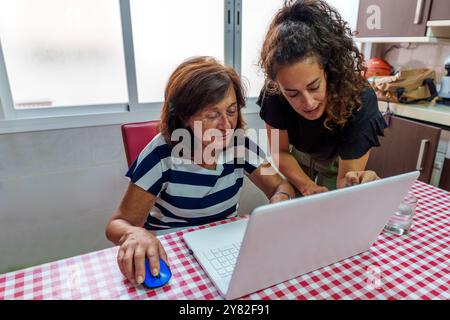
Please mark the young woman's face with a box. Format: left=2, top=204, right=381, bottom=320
left=276, top=57, right=327, bottom=121
left=187, top=86, right=239, bottom=150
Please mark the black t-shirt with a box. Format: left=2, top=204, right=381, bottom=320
left=257, top=87, right=387, bottom=161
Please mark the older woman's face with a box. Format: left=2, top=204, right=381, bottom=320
left=276, top=57, right=327, bottom=121
left=187, top=86, right=239, bottom=150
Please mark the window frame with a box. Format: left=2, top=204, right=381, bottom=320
left=0, top=0, right=132, bottom=122
left=0, top=0, right=256, bottom=134
left=0, top=0, right=363, bottom=134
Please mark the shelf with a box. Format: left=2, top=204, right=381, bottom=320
left=427, top=20, right=450, bottom=27
left=354, top=36, right=450, bottom=44
left=355, top=21, right=450, bottom=43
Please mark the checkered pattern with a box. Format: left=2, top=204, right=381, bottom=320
left=1, top=181, right=449, bottom=300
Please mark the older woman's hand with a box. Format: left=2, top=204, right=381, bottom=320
left=270, top=191, right=291, bottom=203
left=117, top=226, right=169, bottom=285
left=300, top=182, right=329, bottom=196
left=344, top=170, right=380, bottom=187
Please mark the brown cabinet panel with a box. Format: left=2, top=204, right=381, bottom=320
left=439, top=158, right=450, bottom=191
left=429, top=0, right=450, bottom=21
left=366, top=115, right=441, bottom=183
left=356, top=0, right=432, bottom=37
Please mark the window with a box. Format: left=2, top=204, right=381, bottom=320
left=130, top=0, right=225, bottom=103
left=0, top=0, right=127, bottom=109
left=0, top=0, right=361, bottom=133
left=241, top=0, right=285, bottom=98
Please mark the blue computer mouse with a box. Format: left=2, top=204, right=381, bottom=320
left=143, top=258, right=172, bottom=289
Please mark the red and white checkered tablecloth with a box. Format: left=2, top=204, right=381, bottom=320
left=1, top=181, right=449, bottom=300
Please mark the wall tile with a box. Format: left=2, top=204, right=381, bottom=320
left=0, top=207, right=115, bottom=273
left=0, top=163, right=126, bottom=226
left=88, top=125, right=127, bottom=166
left=0, top=128, right=93, bottom=180
left=384, top=43, right=450, bottom=84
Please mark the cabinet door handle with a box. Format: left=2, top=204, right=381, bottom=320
left=414, top=0, right=425, bottom=24
left=416, top=139, right=429, bottom=171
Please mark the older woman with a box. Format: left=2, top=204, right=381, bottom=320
left=105, top=56, right=294, bottom=286
left=258, top=0, right=386, bottom=196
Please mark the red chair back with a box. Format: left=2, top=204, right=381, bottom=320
left=121, top=120, right=160, bottom=167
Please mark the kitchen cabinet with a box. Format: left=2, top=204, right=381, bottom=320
left=366, top=115, right=441, bottom=183
left=428, top=0, right=450, bottom=21
left=439, top=159, right=450, bottom=191
left=356, top=0, right=432, bottom=37
left=437, top=133, right=450, bottom=191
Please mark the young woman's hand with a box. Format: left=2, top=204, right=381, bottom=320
left=117, top=226, right=169, bottom=285
left=344, top=170, right=380, bottom=186
left=300, top=183, right=329, bottom=196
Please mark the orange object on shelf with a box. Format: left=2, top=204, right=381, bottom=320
left=365, top=58, right=393, bottom=78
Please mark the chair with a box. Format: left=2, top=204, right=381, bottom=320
left=121, top=120, right=160, bottom=167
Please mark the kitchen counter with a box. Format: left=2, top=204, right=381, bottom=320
left=378, top=101, right=450, bottom=127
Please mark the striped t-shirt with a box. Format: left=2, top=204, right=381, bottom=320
left=126, top=133, right=267, bottom=230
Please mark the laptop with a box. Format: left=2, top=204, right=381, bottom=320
left=183, top=171, right=420, bottom=300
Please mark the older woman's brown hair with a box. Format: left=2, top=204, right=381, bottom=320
left=160, top=56, right=246, bottom=147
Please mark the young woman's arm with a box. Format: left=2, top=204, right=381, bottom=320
left=336, top=150, right=379, bottom=188
left=105, top=183, right=168, bottom=285
left=246, top=161, right=295, bottom=203
left=266, top=123, right=328, bottom=196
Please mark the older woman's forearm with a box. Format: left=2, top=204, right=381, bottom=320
left=105, top=215, right=146, bottom=245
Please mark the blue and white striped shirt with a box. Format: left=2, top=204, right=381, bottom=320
left=126, top=133, right=267, bottom=230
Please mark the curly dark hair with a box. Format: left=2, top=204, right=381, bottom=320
left=259, top=0, right=368, bottom=129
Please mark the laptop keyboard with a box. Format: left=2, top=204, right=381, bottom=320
left=202, top=242, right=242, bottom=278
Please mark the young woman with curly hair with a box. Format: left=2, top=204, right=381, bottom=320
left=258, top=0, right=386, bottom=196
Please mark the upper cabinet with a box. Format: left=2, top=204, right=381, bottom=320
left=428, top=0, right=450, bottom=21
left=356, top=0, right=433, bottom=37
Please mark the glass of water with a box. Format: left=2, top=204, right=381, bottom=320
left=384, top=192, right=418, bottom=235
